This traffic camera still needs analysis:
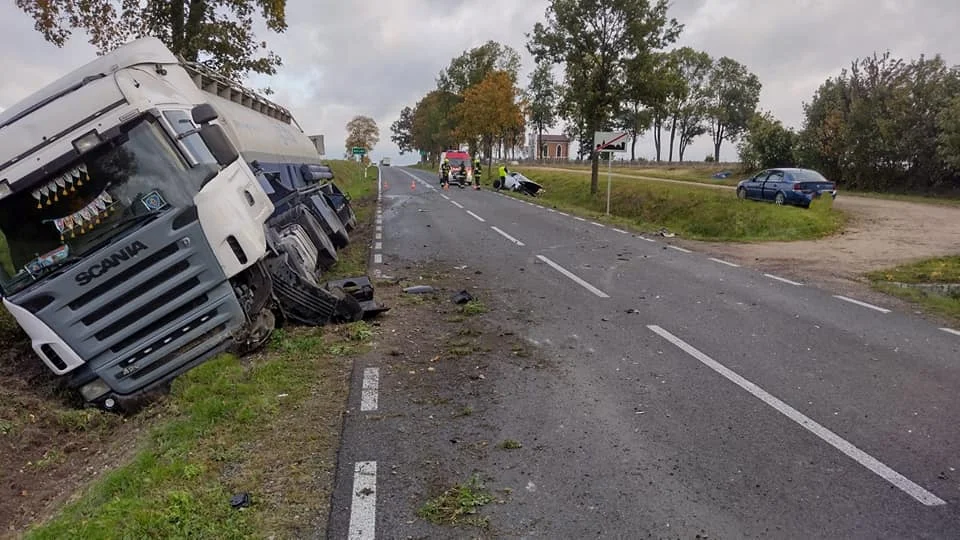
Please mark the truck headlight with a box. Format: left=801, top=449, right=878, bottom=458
left=80, top=379, right=111, bottom=401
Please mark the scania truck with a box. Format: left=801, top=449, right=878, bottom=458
left=0, top=37, right=364, bottom=410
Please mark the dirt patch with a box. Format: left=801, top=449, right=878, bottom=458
left=0, top=320, right=147, bottom=536
left=332, top=262, right=550, bottom=537
left=698, top=196, right=960, bottom=287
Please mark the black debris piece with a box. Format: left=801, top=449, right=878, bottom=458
left=451, top=290, right=474, bottom=305
left=230, top=493, right=251, bottom=509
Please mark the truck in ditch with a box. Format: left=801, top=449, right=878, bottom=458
left=0, top=37, right=380, bottom=410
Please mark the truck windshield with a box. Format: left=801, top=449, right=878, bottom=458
left=0, top=116, right=215, bottom=296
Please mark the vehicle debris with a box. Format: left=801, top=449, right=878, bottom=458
left=230, top=493, right=252, bottom=509
left=403, top=285, right=436, bottom=294
left=451, top=290, right=474, bottom=305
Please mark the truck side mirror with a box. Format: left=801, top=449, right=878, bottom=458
left=191, top=103, right=219, bottom=125
left=199, top=124, right=239, bottom=166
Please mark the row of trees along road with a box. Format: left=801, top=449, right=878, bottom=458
left=740, top=52, right=960, bottom=193
left=391, top=0, right=764, bottom=194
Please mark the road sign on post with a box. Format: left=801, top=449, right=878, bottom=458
left=593, top=131, right=628, bottom=215
left=352, top=147, right=366, bottom=156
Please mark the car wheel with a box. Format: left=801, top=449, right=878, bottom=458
left=737, top=187, right=747, bottom=200
left=775, top=192, right=785, bottom=206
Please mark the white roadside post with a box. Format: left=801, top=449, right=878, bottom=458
left=593, top=131, right=628, bottom=216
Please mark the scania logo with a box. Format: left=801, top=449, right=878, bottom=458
left=75, top=241, right=149, bottom=286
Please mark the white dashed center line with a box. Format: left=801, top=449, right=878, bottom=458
left=709, top=257, right=740, bottom=268
left=834, top=295, right=891, bottom=314
left=450, top=200, right=464, bottom=209
left=466, top=210, right=486, bottom=222
left=648, top=325, right=945, bottom=507
left=441, top=194, right=450, bottom=200
left=374, top=242, right=382, bottom=250
left=373, top=254, right=382, bottom=264
left=348, top=461, right=378, bottom=540
left=574, top=216, right=587, bottom=222
left=360, top=367, right=379, bottom=411
left=668, top=245, right=692, bottom=253
left=536, top=255, right=610, bottom=298
left=639, top=237, right=656, bottom=243
left=765, top=273, right=803, bottom=286
left=491, top=226, right=525, bottom=246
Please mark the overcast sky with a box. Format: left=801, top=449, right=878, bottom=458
left=2, top=0, right=959, bottom=165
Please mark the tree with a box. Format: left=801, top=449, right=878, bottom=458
left=345, top=116, right=379, bottom=155
left=706, top=57, right=762, bottom=162
left=390, top=106, right=415, bottom=155
left=738, top=112, right=797, bottom=170
left=438, top=41, right=522, bottom=95
left=411, top=91, right=462, bottom=162
left=453, top=71, right=525, bottom=180
left=668, top=48, right=713, bottom=162
left=528, top=0, right=681, bottom=194
left=937, top=96, right=960, bottom=172
left=15, top=0, right=287, bottom=78
left=527, top=63, right=558, bottom=159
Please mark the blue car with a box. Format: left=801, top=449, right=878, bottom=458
left=736, top=168, right=837, bottom=208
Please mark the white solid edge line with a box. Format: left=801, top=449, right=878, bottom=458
left=590, top=221, right=606, bottom=228
left=640, top=237, right=656, bottom=243
left=450, top=200, right=464, bottom=209
left=765, top=273, right=803, bottom=286
left=373, top=254, right=382, bottom=264
left=348, top=461, right=377, bottom=540
left=647, top=325, right=946, bottom=507
left=466, top=210, right=486, bottom=222
left=940, top=328, right=960, bottom=337
left=574, top=216, right=587, bottom=222
left=536, top=255, right=610, bottom=298
left=374, top=242, right=382, bottom=250
left=490, top=226, right=525, bottom=246
left=834, top=295, right=891, bottom=314
left=709, top=257, right=740, bottom=268
left=360, top=367, right=379, bottom=411
left=613, top=228, right=629, bottom=234
left=557, top=211, right=569, bottom=216
left=668, top=245, right=692, bottom=253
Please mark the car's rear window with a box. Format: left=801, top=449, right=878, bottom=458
left=791, top=170, right=830, bottom=183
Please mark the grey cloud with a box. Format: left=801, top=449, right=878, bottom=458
left=1, top=0, right=958, bottom=162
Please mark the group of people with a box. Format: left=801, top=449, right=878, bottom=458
left=439, top=157, right=508, bottom=191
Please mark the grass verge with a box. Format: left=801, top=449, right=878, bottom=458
left=25, top=158, right=380, bottom=539
left=417, top=474, right=493, bottom=529
left=514, top=168, right=845, bottom=242
left=867, top=257, right=960, bottom=322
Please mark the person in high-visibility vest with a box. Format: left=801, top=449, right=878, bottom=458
left=497, top=164, right=508, bottom=191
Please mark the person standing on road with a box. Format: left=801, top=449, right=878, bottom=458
left=440, top=158, right=451, bottom=190
left=473, top=157, right=482, bottom=190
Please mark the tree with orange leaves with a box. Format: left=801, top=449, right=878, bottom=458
left=453, top=71, right=525, bottom=183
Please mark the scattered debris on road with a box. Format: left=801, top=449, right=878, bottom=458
left=451, top=290, right=474, bottom=305
left=403, top=285, right=436, bottom=294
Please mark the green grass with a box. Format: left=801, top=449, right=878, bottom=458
left=499, top=439, right=522, bottom=450
left=417, top=474, right=493, bottom=529
left=868, top=257, right=960, bottom=322
left=28, top=326, right=356, bottom=540
left=867, top=256, right=960, bottom=284
left=0, top=230, right=14, bottom=277
left=459, top=300, right=488, bottom=316
left=514, top=168, right=845, bottom=242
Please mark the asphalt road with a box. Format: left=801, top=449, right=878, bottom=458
left=330, top=165, right=960, bottom=539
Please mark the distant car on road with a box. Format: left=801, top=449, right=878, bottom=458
left=736, top=168, right=837, bottom=208
left=380, top=158, right=391, bottom=166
